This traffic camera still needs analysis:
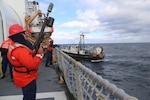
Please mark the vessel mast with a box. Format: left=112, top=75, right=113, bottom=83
left=79, top=33, right=85, bottom=50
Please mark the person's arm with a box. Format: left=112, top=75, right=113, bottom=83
left=49, top=42, right=59, bottom=48
left=13, top=47, right=43, bottom=70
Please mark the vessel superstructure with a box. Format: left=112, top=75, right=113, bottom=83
left=0, top=0, right=52, bottom=45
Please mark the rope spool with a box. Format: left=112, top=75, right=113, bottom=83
left=59, top=76, right=64, bottom=84
left=52, top=55, right=57, bottom=64
left=95, top=47, right=103, bottom=55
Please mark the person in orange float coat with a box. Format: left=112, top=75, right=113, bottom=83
left=0, top=38, right=13, bottom=78
left=7, top=24, right=44, bottom=100
left=45, top=37, right=58, bottom=67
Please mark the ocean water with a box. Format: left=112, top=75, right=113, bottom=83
left=79, top=43, right=150, bottom=100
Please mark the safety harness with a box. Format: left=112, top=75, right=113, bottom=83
left=13, top=66, right=37, bottom=74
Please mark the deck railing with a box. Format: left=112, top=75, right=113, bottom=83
left=54, top=48, right=138, bottom=100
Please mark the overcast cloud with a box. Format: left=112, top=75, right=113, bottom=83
left=37, top=0, right=150, bottom=44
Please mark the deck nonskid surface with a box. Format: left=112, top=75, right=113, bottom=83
left=0, top=58, right=69, bottom=100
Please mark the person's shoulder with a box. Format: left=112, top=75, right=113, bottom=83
left=1, top=38, right=12, bottom=44
left=12, top=46, right=31, bottom=56
left=3, top=38, right=11, bottom=42
left=14, top=44, right=30, bottom=51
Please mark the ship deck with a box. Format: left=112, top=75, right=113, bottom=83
left=0, top=57, right=74, bottom=100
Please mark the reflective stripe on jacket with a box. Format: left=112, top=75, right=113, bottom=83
left=7, top=42, right=43, bottom=87
left=0, top=38, right=12, bottom=49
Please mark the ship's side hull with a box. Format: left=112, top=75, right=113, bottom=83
left=63, top=51, right=104, bottom=62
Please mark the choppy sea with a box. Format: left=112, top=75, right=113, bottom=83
left=61, top=43, right=150, bottom=100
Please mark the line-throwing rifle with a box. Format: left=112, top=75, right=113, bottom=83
left=33, top=2, right=54, bottom=56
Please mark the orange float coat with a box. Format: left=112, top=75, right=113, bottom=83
left=47, top=38, right=54, bottom=51
left=7, top=43, right=43, bottom=87
left=47, top=45, right=54, bottom=51
left=0, top=38, right=12, bottom=49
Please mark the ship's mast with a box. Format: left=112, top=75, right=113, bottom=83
left=79, top=33, right=85, bottom=50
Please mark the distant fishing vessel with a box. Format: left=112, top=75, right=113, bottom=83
left=61, top=34, right=105, bottom=62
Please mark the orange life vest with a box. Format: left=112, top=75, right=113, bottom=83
left=47, top=38, right=54, bottom=51
left=47, top=46, right=54, bottom=51
left=7, top=42, right=43, bottom=87
left=0, top=38, right=12, bottom=49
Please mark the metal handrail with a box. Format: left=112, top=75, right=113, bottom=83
left=54, top=48, right=138, bottom=100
